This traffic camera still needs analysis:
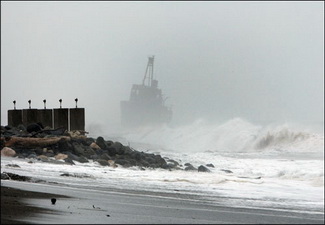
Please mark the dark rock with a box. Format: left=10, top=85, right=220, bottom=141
left=57, top=138, right=73, bottom=152
left=107, top=147, right=117, bottom=156
left=60, top=172, right=93, bottom=178
left=77, top=155, right=89, bottom=163
left=220, top=169, right=233, bottom=174
left=64, top=157, right=75, bottom=165
left=89, top=154, right=99, bottom=160
left=6, top=164, right=20, bottom=168
left=184, top=163, right=197, bottom=171
left=85, top=137, right=95, bottom=146
left=96, top=136, right=108, bottom=150
left=100, top=153, right=111, bottom=161
left=111, top=142, right=123, bottom=154
left=198, top=165, right=211, bottom=172
left=27, top=153, right=37, bottom=159
left=206, top=163, right=215, bottom=168
left=97, top=159, right=109, bottom=166
left=115, top=158, right=131, bottom=167
left=26, top=123, right=43, bottom=133
left=45, top=152, right=55, bottom=157
left=65, top=152, right=88, bottom=163
left=34, top=148, right=43, bottom=155
left=1, top=172, right=32, bottom=181
left=1, top=172, right=10, bottom=180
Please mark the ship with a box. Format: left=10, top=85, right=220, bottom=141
left=120, top=56, right=172, bottom=127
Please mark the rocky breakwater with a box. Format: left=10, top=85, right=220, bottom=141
left=1, top=124, right=212, bottom=172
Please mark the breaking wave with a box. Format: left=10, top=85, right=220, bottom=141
left=120, top=117, right=324, bottom=154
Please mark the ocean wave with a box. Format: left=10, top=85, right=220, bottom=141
left=120, top=117, right=324, bottom=154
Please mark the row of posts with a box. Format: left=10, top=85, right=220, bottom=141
left=8, top=99, right=85, bottom=131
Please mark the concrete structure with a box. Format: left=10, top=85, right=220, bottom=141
left=22, top=109, right=38, bottom=126
left=7, top=110, right=23, bottom=127
left=53, top=108, right=69, bottom=130
left=70, top=108, right=85, bottom=131
left=37, top=109, right=53, bottom=128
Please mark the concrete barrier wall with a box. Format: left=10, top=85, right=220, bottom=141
left=22, top=109, right=38, bottom=126
left=53, top=108, right=69, bottom=130
left=8, top=110, right=23, bottom=127
left=7, top=108, right=85, bottom=131
left=70, top=108, right=85, bottom=131
left=37, top=109, right=53, bottom=128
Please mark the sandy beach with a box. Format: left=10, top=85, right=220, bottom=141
left=1, top=179, right=324, bottom=224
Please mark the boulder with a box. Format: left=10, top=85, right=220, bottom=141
left=198, top=165, right=211, bottom=172
left=1, top=147, right=16, bottom=157
left=26, top=123, right=43, bottom=133
left=184, top=163, right=197, bottom=171
left=206, top=163, right=215, bottom=168
left=55, top=153, right=68, bottom=160
left=37, top=155, right=49, bottom=162
left=97, top=159, right=109, bottom=166
left=99, top=153, right=111, bottom=161
left=90, top=142, right=100, bottom=150
left=96, top=136, right=108, bottom=150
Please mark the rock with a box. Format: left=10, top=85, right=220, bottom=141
left=198, top=165, right=211, bottom=172
left=115, top=158, right=131, bottom=167
left=64, top=157, right=75, bottom=165
left=37, top=155, right=49, bottom=162
left=184, top=163, right=197, bottom=171
left=220, top=169, right=233, bottom=174
left=106, top=147, right=117, bottom=156
left=26, top=123, right=43, bottom=133
left=6, top=164, right=20, bottom=168
left=90, top=142, right=100, bottom=150
left=1, top=147, right=16, bottom=157
left=72, top=142, right=85, bottom=156
left=96, top=136, right=108, bottom=150
left=108, top=160, right=117, bottom=168
left=99, top=153, right=111, bottom=161
left=55, top=153, right=68, bottom=160
left=206, top=163, right=215, bottom=168
left=97, top=159, right=109, bottom=166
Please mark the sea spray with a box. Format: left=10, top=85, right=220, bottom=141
left=119, top=117, right=324, bottom=155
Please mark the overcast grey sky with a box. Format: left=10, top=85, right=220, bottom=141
left=1, top=1, right=324, bottom=129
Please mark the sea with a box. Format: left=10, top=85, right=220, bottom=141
left=1, top=117, right=324, bottom=215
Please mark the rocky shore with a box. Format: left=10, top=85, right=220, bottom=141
left=1, top=124, right=213, bottom=172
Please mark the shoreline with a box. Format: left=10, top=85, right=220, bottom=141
left=1, top=180, right=324, bottom=224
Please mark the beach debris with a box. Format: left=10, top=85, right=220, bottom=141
left=51, top=198, right=56, bottom=205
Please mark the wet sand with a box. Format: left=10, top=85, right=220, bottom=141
left=1, top=180, right=324, bottom=224
left=1, top=185, right=69, bottom=224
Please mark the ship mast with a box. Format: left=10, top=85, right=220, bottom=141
left=142, top=56, right=155, bottom=87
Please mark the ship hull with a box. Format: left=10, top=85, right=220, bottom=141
left=120, top=101, right=172, bottom=128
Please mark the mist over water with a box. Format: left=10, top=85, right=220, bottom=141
left=88, top=117, right=324, bottom=158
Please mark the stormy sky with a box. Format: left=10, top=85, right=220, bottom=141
left=1, top=1, right=324, bottom=130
